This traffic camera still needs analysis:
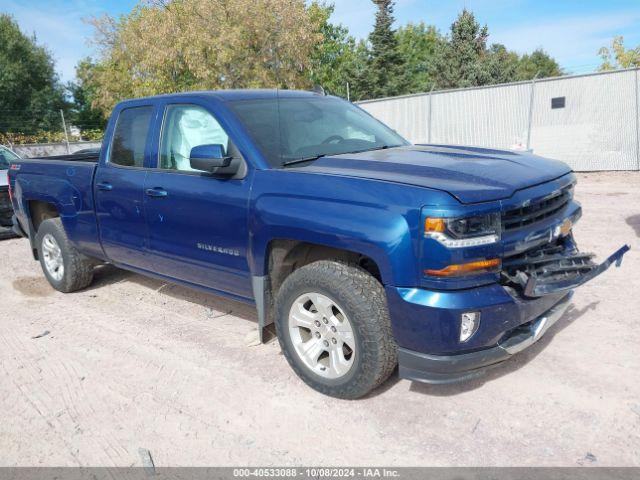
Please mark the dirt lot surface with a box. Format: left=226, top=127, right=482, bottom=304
left=1, top=172, right=639, bottom=467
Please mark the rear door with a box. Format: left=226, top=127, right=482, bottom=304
left=94, top=104, right=156, bottom=270
left=143, top=101, right=253, bottom=299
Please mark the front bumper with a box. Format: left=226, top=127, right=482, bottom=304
left=390, top=243, right=629, bottom=384
left=398, top=292, right=573, bottom=384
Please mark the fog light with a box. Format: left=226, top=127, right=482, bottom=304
left=460, top=312, right=480, bottom=342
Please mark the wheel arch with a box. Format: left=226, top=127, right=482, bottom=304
left=266, top=239, right=383, bottom=296
left=253, top=238, right=391, bottom=343
left=26, top=200, right=61, bottom=260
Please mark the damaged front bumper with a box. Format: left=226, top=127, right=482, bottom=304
left=393, top=240, right=630, bottom=385
left=398, top=292, right=574, bottom=384
left=502, top=242, right=630, bottom=298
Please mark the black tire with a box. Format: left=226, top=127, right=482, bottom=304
left=35, top=218, right=95, bottom=293
left=275, top=260, right=397, bottom=399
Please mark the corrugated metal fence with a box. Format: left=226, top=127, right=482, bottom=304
left=358, top=68, right=640, bottom=171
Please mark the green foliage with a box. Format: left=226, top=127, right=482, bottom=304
left=1, top=130, right=66, bottom=145
left=428, top=10, right=562, bottom=91
left=67, top=58, right=108, bottom=132
left=482, top=44, right=520, bottom=85
left=0, top=127, right=103, bottom=145
left=77, top=128, right=104, bottom=141
left=5, top=0, right=565, bottom=123
left=0, top=14, right=69, bottom=134
left=599, top=36, right=640, bottom=71
left=432, top=9, right=489, bottom=88
left=308, top=3, right=368, bottom=100
left=516, top=49, right=563, bottom=80
left=395, top=22, right=442, bottom=92
left=86, top=0, right=326, bottom=115
left=367, top=0, right=406, bottom=98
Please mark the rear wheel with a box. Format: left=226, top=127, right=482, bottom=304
left=36, top=218, right=95, bottom=292
left=275, top=260, right=397, bottom=399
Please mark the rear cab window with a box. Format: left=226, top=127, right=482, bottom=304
left=109, top=106, right=154, bottom=167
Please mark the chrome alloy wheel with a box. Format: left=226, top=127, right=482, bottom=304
left=288, top=292, right=355, bottom=379
left=42, top=233, right=64, bottom=281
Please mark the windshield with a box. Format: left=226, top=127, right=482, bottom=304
left=0, top=147, right=19, bottom=170
left=228, top=95, right=409, bottom=167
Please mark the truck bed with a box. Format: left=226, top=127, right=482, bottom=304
left=28, top=152, right=100, bottom=163
left=9, top=156, right=104, bottom=259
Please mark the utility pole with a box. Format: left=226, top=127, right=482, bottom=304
left=525, top=71, right=541, bottom=152
left=634, top=68, right=640, bottom=170
left=427, top=85, right=435, bottom=144
left=346, top=82, right=350, bottom=102
left=60, top=109, right=70, bottom=154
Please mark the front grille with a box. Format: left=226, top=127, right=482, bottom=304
left=501, top=240, right=596, bottom=294
left=0, top=187, right=13, bottom=226
left=502, top=185, right=572, bottom=232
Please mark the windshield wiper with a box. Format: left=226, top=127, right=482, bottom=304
left=281, top=154, right=326, bottom=167
left=356, top=144, right=394, bottom=153
left=280, top=145, right=399, bottom=168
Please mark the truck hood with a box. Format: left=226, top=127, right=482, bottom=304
left=294, top=145, right=572, bottom=204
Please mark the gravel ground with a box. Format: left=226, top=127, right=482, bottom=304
left=0, top=172, right=638, bottom=467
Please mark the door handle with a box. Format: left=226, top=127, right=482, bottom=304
left=96, top=182, right=113, bottom=191
left=145, top=187, right=168, bottom=198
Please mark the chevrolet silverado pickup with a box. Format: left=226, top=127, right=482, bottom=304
left=7, top=90, right=629, bottom=398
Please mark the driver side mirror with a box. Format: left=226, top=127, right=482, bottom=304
left=189, top=144, right=232, bottom=172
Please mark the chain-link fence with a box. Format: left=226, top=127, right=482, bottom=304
left=0, top=108, right=104, bottom=155
left=358, top=68, right=640, bottom=171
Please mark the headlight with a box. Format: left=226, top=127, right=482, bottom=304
left=424, top=213, right=501, bottom=248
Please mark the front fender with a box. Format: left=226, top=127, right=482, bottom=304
left=250, top=193, right=417, bottom=285
left=246, top=168, right=454, bottom=286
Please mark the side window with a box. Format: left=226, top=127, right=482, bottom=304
left=110, top=106, right=153, bottom=167
left=159, top=104, right=230, bottom=172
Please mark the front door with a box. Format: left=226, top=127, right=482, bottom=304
left=143, top=103, right=253, bottom=299
left=94, top=105, right=155, bottom=270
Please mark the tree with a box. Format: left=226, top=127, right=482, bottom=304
left=482, top=43, right=520, bottom=84
left=0, top=14, right=68, bottom=135
left=81, top=1, right=565, bottom=108
left=86, top=0, right=326, bottom=115
left=395, top=22, right=443, bottom=93
left=599, top=36, right=640, bottom=71
left=433, top=9, right=489, bottom=89
left=430, top=9, right=562, bottom=90
left=368, top=0, right=406, bottom=98
left=516, top=49, right=562, bottom=80
left=68, top=58, right=107, bottom=133
left=308, top=3, right=369, bottom=100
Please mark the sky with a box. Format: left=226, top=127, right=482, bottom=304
left=1, top=0, right=639, bottom=83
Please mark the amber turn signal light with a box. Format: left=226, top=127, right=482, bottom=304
left=424, top=258, right=501, bottom=277
left=424, top=217, right=446, bottom=233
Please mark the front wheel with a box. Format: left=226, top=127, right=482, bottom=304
left=36, top=218, right=95, bottom=293
left=275, top=260, right=397, bottom=399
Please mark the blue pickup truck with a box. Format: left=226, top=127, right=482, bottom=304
left=7, top=90, right=629, bottom=398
